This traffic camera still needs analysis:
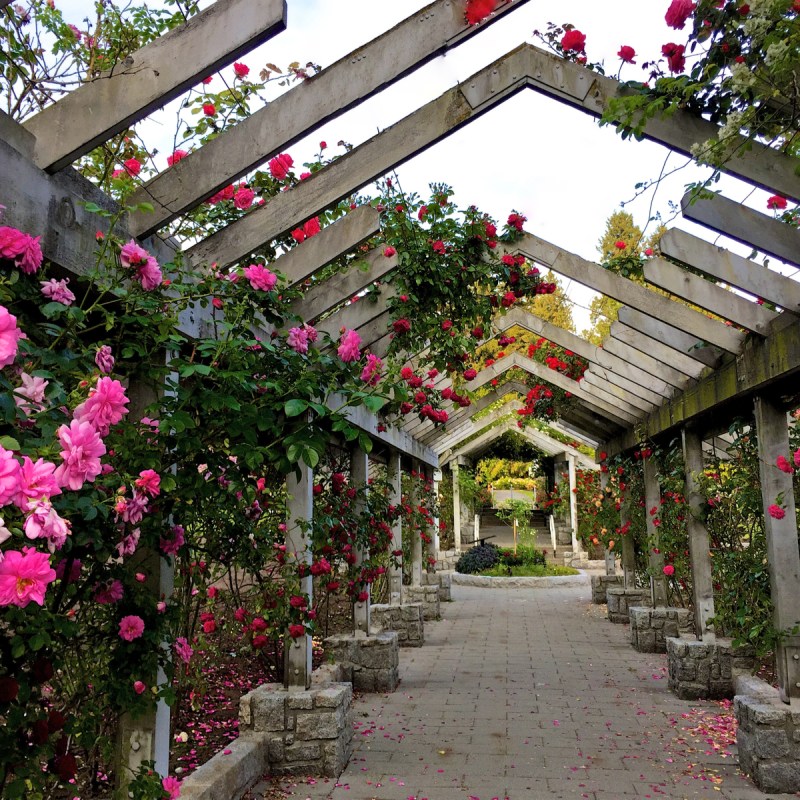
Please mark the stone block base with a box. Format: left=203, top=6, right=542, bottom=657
left=434, top=549, right=459, bottom=571
left=735, top=675, right=800, bottom=793
left=370, top=603, right=424, bottom=647
left=606, top=587, right=650, bottom=623
left=666, top=636, right=757, bottom=700
left=591, top=574, right=622, bottom=604
left=629, top=606, right=693, bottom=653
left=421, top=570, right=452, bottom=602
left=324, top=631, right=400, bottom=692
left=179, top=680, right=354, bottom=798
left=406, top=585, right=441, bottom=620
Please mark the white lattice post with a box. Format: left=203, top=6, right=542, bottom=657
left=754, top=397, right=800, bottom=703
left=620, top=483, right=636, bottom=589
left=682, top=426, right=716, bottom=643
left=387, top=451, right=403, bottom=605
left=600, top=470, right=616, bottom=576
left=643, top=453, right=668, bottom=607
left=351, top=443, right=370, bottom=636
left=410, top=460, right=423, bottom=587
left=452, top=461, right=462, bottom=553
left=567, top=454, right=579, bottom=554
left=284, top=463, right=313, bottom=689
left=424, top=466, right=437, bottom=570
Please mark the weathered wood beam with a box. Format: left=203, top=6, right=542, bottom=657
left=681, top=193, right=800, bottom=268
left=660, top=228, right=800, bottom=314
left=606, top=315, right=800, bottom=456
left=616, top=306, right=724, bottom=368
left=603, top=336, right=690, bottom=391
left=354, top=310, right=393, bottom=353
left=315, top=286, right=396, bottom=341
left=24, top=0, right=286, bottom=172
left=289, top=246, right=396, bottom=323
left=494, top=307, right=672, bottom=400
left=608, top=322, right=707, bottom=380
left=128, top=0, right=531, bottom=236
left=432, top=401, right=522, bottom=453
left=581, top=371, right=656, bottom=413
left=643, top=258, right=779, bottom=335
left=516, top=233, right=746, bottom=353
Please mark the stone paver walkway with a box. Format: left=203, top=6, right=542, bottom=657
left=276, top=585, right=798, bottom=800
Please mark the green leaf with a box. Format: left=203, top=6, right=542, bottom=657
left=363, top=395, right=386, bottom=413
left=358, top=432, right=373, bottom=454
left=284, top=399, right=309, bottom=418
left=0, top=435, right=20, bottom=450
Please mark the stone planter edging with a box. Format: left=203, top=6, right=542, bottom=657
left=452, top=571, right=589, bottom=589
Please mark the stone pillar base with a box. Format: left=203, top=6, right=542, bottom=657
left=591, top=574, right=622, bottom=603
left=406, top=585, right=441, bottom=620
left=434, top=550, right=459, bottom=570
left=666, top=636, right=757, bottom=700
left=735, top=675, right=800, bottom=793
left=421, top=571, right=452, bottom=602
left=606, top=587, right=650, bottom=623
left=324, top=631, right=400, bottom=692
left=370, top=603, right=424, bottom=647
left=629, top=606, right=693, bottom=653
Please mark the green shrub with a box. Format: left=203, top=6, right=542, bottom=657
left=455, top=543, right=500, bottom=574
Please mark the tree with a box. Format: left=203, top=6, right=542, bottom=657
left=523, top=270, right=575, bottom=332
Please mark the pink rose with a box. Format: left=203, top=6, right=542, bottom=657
left=287, top=327, right=310, bottom=354
left=337, top=328, right=362, bottom=363
left=243, top=264, right=277, bottom=292
left=662, top=564, right=675, bottom=576
left=118, top=614, right=145, bottom=642
left=40, top=277, right=75, bottom=305
left=0, top=305, right=23, bottom=369
left=233, top=187, right=255, bottom=210
left=768, top=504, right=786, bottom=520
left=167, top=149, right=188, bottom=167
left=0, top=548, right=56, bottom=607
left=54, top=419, right=106, bottom=491
left=268, top=153, right=294, bottom=181
left=73, top=376, right=129, bottom=436
left=95, top=345, right=115, bottom=374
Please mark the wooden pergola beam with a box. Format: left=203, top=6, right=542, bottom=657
left=608, top=322, right=707, bottom=380
left=24, top=0, right=287, bottom=172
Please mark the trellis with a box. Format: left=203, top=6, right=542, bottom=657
left=2, top=0, right=799, bottom=791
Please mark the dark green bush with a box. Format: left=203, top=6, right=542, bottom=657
left=455, top=543, right=500, bottom=574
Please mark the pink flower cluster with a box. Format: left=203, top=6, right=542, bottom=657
left=0, top=305, right=23, bottom=369
left=119, top=240, right=163, bottom=291
left=243, top=263, right=277, bottom=292
left=40, top=278, right=75, bottom=306
left=286, top=323, right=318, bottom=355
left=0, top=547, right=56, bottom=607
left=337, top=328, right=362, bottom=363
left=0, top=225, right=43, bottom=274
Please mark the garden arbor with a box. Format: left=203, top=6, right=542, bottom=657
left=1, top=0, right=800, bottom=795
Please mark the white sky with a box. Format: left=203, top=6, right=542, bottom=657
left=56, top=0, right=796, bottom=332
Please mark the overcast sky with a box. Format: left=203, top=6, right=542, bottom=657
left=56, top=0, right=793, bottom=332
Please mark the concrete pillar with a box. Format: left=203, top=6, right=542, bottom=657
left=350, top=443, right=370, bottom=637
left=682, top=426, right=716, bottom=643
left=567, top=454, right=579, bottom=553
left=600, top=470, right=616, bottom=576
left=452, top=462, right=462, bottom=553
left=754, top=397, right=800, bottom=703
left=431, top=467, right=441, bottom=555
left=387, top=452, right=403, bottom=605
left=285, top=464, right=313, bottom=689
left=620, top=483, right=636, bottom=589
left=643, top=453, right=668, bottom=607
left=410, top=460, right=423, bottom=587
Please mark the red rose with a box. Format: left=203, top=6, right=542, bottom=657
left=465, top=0, right=497, bottom=25
left=233, top=62, right=249, bottom=78
left=767, top=195, right=787, bottom=210
left=472, top=326, right=484, bottom=338
left=507, top=212, right=527, bottom=231
left=614, top=240, right=626, bottom=250
left=618, top=45, right=636, bottom=63
left=202, top=102, right=216, bottom=116
left=0, top=677, right=19, bottom=703
left=442, top=319, right=453, bottom=331
left=665, top=0, right=695, bottom=29
left=561, top=29, right=586, bottom=53
left=662, top=43, right=686, bottom=73
left=252, top=634, right=268, bottom=648
left=463, top=368, right=477, bottom=381
left=393, top=318, right=411, bottom=334
left=289, top=624, right=306, bottom=639
left=269, top=153, right=294, bottom=181
left=383, top=246, right=396, bottom=257
left=289, top=595, right=307, bottom=608
left=663, top=564, right=675, bottom=576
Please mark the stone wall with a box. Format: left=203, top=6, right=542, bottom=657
left=629, top=606, right=693, bottom=653
left=370, top=603, right=424, bottom=647
left=179, top=681, right=354, bottom=800
left=666, top=636, right=757, bottom=700
left=421, top=570, right=452, bottom=602
left=735, top=675, right=800, bottom=793
left=606, top=587, right=650, bottom=624
left=324, top=631, right=399, bottom=692
left=591, top=574, right=622, bottom=604
left=406, top=585, right=441, bottom=620
left=434, top=549, right=459, bottom=571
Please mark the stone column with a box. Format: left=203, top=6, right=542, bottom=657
left=452, top=461, right=462, bottom=553
left=682, top=426, right=716, bottom=643
left=600, top=469, right=616, bottom=576
left=423, top=465, right=437, bottom=570
left=410, top=460, right=423, bottom=587
left=387, top=451, right=403, bottom=605
left=620, top=483, right=636, bottom=589
left=567, top=454, right=579, bottom=553
left=284, top=464, right=313, bottom=689
left=643, top=453, right=668, bottom=607
left=754, top=397, right=800, bottom=702
left=350, top=443, right=370, bottom=637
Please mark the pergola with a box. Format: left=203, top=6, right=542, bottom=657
left=2, top=0, right=799, bottom=790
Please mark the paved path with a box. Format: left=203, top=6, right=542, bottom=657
left=276, top=585, right=797, bottom=800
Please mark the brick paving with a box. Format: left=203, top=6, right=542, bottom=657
left=273, top=584, right=799, bottom=800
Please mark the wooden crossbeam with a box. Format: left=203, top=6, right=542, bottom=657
left=616, top=306, right=724, bottom=368
left=603, top=336, right=690, bottom=390
left=517, top=233, right=745, bottom=353
left=24, top=0, right=286, bottom=172
left=660, top=228, right=800, bottom=313
left=643, top=258, right=779, bottom=335
left=681, top=193, right=800, bottom=267
left=608, top=321, right=707, bottom=380
left=315, top=286, right=396, bottom=341
left=581, top=371, right=656, bottom=413
left=128, top=0, right=531, bottom=237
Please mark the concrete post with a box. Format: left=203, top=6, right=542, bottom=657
left=350, top=443, right=370, bottom=637
left=431, top=467, right=441, bottom=556
left=643, top=454, right=669, bottom=607
left=410, top=460, right=423, bottom=587
left=682, top=426, right=716, bottom=643
left=754, top=397, right=800, bottom=703
left=620, top=484, right=636, bottom=589
left=387, top=452, right=403, bottom=605
left=452, top=462, right=462, bottom=553
left=567, top=454, right=579, bottom=553
left=600, top=470, right=616, bottom=576
left=285, top=464, right=313, bottom=689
